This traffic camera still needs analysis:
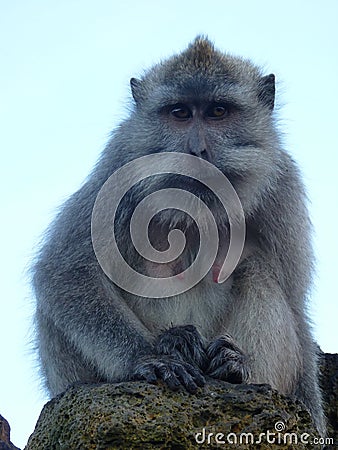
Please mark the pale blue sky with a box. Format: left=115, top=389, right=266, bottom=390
left=1, top=1, right=337, bottom=447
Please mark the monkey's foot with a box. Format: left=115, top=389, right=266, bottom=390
left=156, top=325, right=208, bottom=370
left=206, top=334, right=250, bottom=384
left=131, top=355, right=205, bottom=394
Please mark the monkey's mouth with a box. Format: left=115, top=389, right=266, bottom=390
left=144, top=174, right=217, bottom=200
left=150, top=171, right=244, bottom=204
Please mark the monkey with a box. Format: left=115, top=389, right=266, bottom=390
left=32, top=36, right=325, bottom=436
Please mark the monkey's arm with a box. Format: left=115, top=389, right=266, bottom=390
left=33, top=183, right=204, bottom=395
left=34, top=258, right=204, bottom=395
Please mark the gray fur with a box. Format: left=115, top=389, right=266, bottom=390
left=32, top=37, right=325, bottom=435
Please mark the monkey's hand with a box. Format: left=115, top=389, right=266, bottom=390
left=156, top=325, right=208, bottom=370
left=132, top=326, right=207, bottom=393
left=206, top=334, right=250, bottom=384
left=131, top=354, right=205, bottom=393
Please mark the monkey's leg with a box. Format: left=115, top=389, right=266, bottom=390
left=36, top=309, right=104, bottom=394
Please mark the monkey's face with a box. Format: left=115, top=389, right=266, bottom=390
left=128, top=75, right=280, bottom=217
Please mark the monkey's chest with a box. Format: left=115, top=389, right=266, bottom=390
left=125, top=276, right=233, bottom=340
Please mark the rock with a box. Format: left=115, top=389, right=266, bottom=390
left=320, top=353, right=338, bottom=444
left=24, top=381, right=320, bottom=449
left=0, top=415, right=20, bottom=450
left=24, top=353, right=338, bottom=449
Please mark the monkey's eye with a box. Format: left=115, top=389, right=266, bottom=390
left=170, top=105, right=192, bottom=120
left=206, top=104, right=229, bottom=119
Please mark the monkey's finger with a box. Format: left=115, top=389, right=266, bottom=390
left=208, top=366, right=243, bottom=384
left=156, top=365, right=181, bottom=391
left=173, top=365, right=199, bottom=393
left=132, top=364, right=158, bottom=384
left=186, top=365, right=206, bottom=388
left=207, top=347, right=239, bottom=373
left=206, top=334, right=241, bottom=359
left=208, top=359, right=250, bottom=384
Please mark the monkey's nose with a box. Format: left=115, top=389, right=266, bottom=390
left=190, top=147, right=209, bottom=160
left=187, top=134, right=211, bottom=161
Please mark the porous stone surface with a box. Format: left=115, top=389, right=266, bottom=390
left=320, top=353, right=338, bottom=444
left=23, top=352, right=338, bottom=449
left=0, top=415, right=20, bottom=450
left=25, top=380, right=322, bottom=449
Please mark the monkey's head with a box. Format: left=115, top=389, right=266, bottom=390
left=123, top=37, right=281, bottom=219
left=111, top=36, right=284, bottom=239
left=107, top=37, right=284, bottom=276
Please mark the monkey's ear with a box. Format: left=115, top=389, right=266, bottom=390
left=130, top=78, right=145, bottom=104
left=258, top=74, right=275, bottom=110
